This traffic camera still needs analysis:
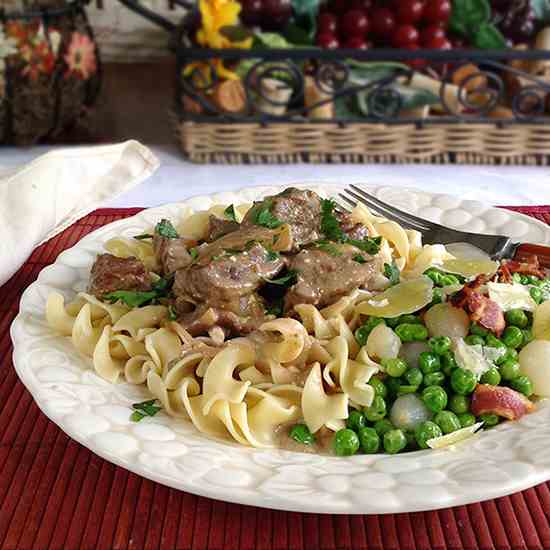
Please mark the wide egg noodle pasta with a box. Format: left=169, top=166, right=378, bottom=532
left=302, top=362, right=349, bottom=434
left=71, top=304, right=103, bottom=357
left=112, top=305, right=167, bottom=338
left=104, top=236, right=157, bottom=271
left=259, top=318, right=307, bottom=363
left=93, top=326, right=126, bottom=383
left=144, top=327, right=182, bottom=372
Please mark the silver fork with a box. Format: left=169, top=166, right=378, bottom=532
left=339, top=184, right=531, bottom=262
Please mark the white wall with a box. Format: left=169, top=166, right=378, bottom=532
left=87, top=0, right=186, bottom=61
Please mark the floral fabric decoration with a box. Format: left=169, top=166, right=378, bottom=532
left=64, top=32, right=97, bottom=79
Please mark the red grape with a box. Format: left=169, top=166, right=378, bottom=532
left=344, top=37, right=372, bottom=49
left=330, top=0, right=350, bottom=14
left=350, top=0, right=374, bottom=11
left=423, top=0, right=451, bottom=25
left=262, top=0, right=292, bottom=29
left=424, top=35, right=452, bottom=49
left=396, top=0, right=424, bottom=24
left=420, top=24, right=446, bottom=46
left=318, top=12, right=339, bottom=35
left=240, top=0, right=263, bottom=26
left=371, top=7, right=396, bottom=37
left=341, top=10, right=370, bottom=37
left=316, top=32, right=340, bottom=48
left=392, top=24, right=419, bottom=48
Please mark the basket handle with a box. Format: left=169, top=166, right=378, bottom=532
left=117, top=0, right=192, bottom=33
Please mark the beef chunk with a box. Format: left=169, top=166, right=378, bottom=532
left=207, top=215, right=240, bottom=242
left=284, top=244, right=382, bottom=311
left=242, top=187, right=322, bottom=249
left=338, top=212, right=370, bottom=241
left=153, top=235, right=193, bottom=276
left=88, top=254, right=151, bottom=297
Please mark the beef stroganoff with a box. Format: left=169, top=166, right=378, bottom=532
left=46, top=188, right=550, bottom=455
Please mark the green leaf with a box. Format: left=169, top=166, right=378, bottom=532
left=449, top=0, right=491, bottom=37
left=472, top=22, right=506, bottom=49
left=347, top=60, right=408, bottom=85
left=253, top=31, right=294, bottom=49
left=266, top=249, right=280, bottom=262
left=133, top=233, right=153, bottom=240
left=384, top=261, right=401, bottom=286
left=266, top=297, right=284, bottom=317
left=168, top=304, right=178, bottom=321
left=219, top=25, right=254, bottom=42
left=283, top=22, right=314, bottom=45
left=265, top=269, right=298, bottom=286
left=355, top=85, right=439, bottom=118
left=320, top=198, right=345, bottom=241
left=253, top=200, right=284, bottom=229
left=353, top=254, right=367, bottom=264
left=130, top=399, right=162, bottom=421
left=103, top=290, right=157, bottom=308
left=532, top=0, right=550, bottom=23
left=155, top=219, right=179, bottom=239
left=189, top=247, right=199, bottom=261
left=349, top=237, right=382, bottom=255
left=224, top=204, right=237, bottom=222
left=313, top=240, right=343, bottom=256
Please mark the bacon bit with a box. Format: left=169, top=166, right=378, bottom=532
left=498, top=255, right=545, bottom=283
left=451, top=275, right=505, bottom=336
left=471, top=384, right=534, bottom=421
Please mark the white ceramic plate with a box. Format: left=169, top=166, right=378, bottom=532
left=11, top=184, right=550, bottom=514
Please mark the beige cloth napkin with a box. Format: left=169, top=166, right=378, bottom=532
left=0, top=140, right=160, bottom=287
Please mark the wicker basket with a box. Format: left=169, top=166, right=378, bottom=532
left=120, top=0, right=550, bottom=165
left=0, top=0, right=101, bottom=145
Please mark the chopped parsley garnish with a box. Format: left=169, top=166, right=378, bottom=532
left=134, top=233, right=153, bottom=240
left=130, top=399, right=162, bottom=422
left=313, top=240, right=343, bottom=256
left=384, top=261, right=400, bottom=286
left=320, top=199, right=345, bottom=241
left=349, top=236, right=382, bottom=255
left=224, top=204, right=237, bottom=222
left=189, top=247, right=199, bottom=261
left=253, top=200, right=283, bottom=229
left=353, top=254, right=367, bottom=264
left=155, top=218, right=179, bottom=239
left=265, top=269, right=298, bottom=287
left=103, top=290, right=157, bottom=308
left=266, top=297, right=284, bottom=317
left=104, top=276, right=173, bottom=308
left=168, top=304, right=178, bottom=321
left=266, top=250, right=280, bottom=262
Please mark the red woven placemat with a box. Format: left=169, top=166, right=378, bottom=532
left=2, top=207, right=550, bottom=550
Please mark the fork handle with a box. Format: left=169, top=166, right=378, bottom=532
left=513, top=243, right=550, bottom=269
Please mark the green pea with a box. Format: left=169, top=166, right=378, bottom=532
left=422, top=385, right=448, bottom=413
left=385, top=316, right=400, bottom=328
left=510, top=375, right=534, bottom=397
left=434, top=410, right=461, bottom=434
left=355, top=317, right=386, bottom=346
left=397, top=384, right=419, bottom=395
left=441, top=351, right=458, bottom=376
left=398, top=314, right=423, bottom=325
left=382, top=357, right=408, bottom=378
left=383, top=429, right=407, bottom=454
left=480, top=367, right=501, bottom=386
left=358, top=427, right=380, bottom=454
left=457, top=412, right=476, bottom=428
left=502, top=326, right=524, bottom=349
left=470, top=322, right=489, bottom=337
left=495, top=347, right=518, bottom=366
left=395, top=323, right=428, bottom=343
left=431, top=288, right=443, bottom=305
left=522, top=328, right=534, bottom=347
left=424, top=372, right=446, bottom=386
left=505, top=309, right=529, bottom=329
left=368, top=377, right=388, bottom=399
left=450, top=368, right=477, bottom=395
left=424, top=268, right=443, bottom=286
left=465, top=335, right=485, bottom=346
left=440, top=274, right=460, bottom=287
left=525, top=274, right=541, bottom=285
left=333, top=428, right=360, bottom=456
left=289, top=424, right=314, bottom=445
left=478, top=413, right=499, bottom=427
left=373, top=419, right=394, bottom=437
left=419, top=352, right=441, bottom=374
left=405, top=367, right=423, bottom=387
left=512, top=273, right=523, bottom=284
left=449, top=394, right=470, bottom=415
left=385, top=377, right=401, bottom=397
left=346, top=410, right=366, bottom=432
left=415, top=420, right=443, bottom=449
left=429, top=336, right=452, bottom=355
left=500, top=359, right=520, bottom=381
left=364, top=395, right=387, bottom=422
left=530, top=287, right=543, bottom=305
left=486, top=334, right=506, bottom=349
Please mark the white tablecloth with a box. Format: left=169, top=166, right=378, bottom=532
left=3, top=144, right=550, bottom=207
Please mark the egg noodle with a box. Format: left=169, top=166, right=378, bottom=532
left=45, top=199, right=537, bottom=450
